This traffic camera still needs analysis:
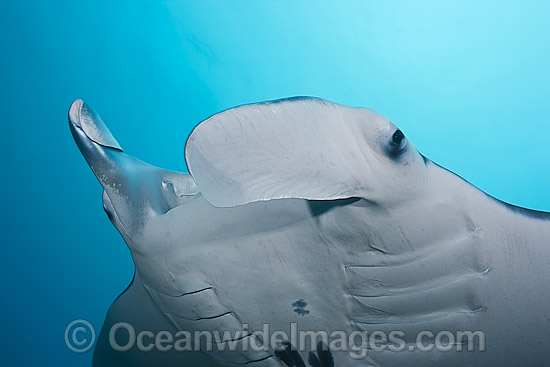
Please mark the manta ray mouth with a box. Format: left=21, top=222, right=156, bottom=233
left=68, top=99, right=123, bottom=151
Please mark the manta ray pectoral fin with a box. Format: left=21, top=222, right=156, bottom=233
left=94, top=273, right=217, bottom=367
left=69, top=99, right=198, bottom=235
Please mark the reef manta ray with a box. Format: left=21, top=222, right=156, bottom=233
left=69, top=98, right=550, bottom=367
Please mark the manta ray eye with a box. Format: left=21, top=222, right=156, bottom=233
left=388, top=129, right=406, bottom=155
left=392, top=129, right=404, bottom=145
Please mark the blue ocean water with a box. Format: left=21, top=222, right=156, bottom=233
left=1, top=1, right=549, bottom=365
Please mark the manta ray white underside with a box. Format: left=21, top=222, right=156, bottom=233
left=69, top=98, right=550, bottom=367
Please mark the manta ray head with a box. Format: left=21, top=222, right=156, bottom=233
left=69, top=97, right=433, bottom=254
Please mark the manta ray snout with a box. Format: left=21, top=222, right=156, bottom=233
left=69, top=99, right=122, bottom=151
left=69, top=100, right=199, bottom=238
left=68, top=98, right=135, bottom=202
left=68, top=98, right=131, bottom=196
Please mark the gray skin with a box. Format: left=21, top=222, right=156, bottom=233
left=69, top=98, right=550, bottom=367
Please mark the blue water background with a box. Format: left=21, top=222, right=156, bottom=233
left=1, top=1, right=549, bottom=365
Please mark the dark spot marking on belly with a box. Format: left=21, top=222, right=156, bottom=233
left=292, top=299, right=310, bottom=316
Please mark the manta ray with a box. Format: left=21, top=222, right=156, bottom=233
left=69, top=98, right=550, bottom=367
